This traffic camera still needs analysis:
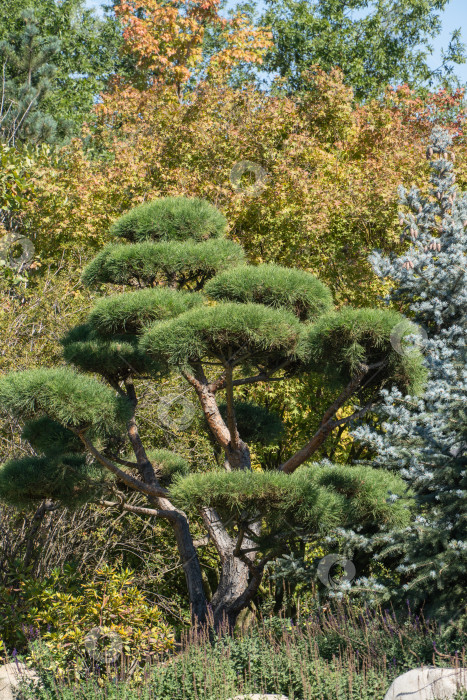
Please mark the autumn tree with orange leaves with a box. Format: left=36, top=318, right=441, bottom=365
left=114, top=0, right=272, bottom=92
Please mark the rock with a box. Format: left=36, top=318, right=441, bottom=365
left=384, top=666, right=467, bottom=700
left=0, top=662, right=41, bottom=700
left=227, top=696, right=289, bottom=700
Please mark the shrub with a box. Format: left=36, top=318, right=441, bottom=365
left=29, top=564, right=174, bottom=682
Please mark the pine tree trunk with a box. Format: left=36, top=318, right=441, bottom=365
left=210, top=554, right=251, bottom=629
left=201, top=507, right=262, bottom=631
left=169, top=507, right=208, bottom=625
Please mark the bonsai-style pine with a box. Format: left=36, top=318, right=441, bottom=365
left=0, top=194, right=424, bottom=628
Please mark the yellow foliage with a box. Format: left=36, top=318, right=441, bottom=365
left=28, top=564, right=174, bottom=681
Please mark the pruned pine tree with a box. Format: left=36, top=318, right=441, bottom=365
left=0, top=195, right=424, bottom=628
left=352, top=127, right=467, bottom=628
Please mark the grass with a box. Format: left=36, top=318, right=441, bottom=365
left=17, top=602, right=467, bottom=700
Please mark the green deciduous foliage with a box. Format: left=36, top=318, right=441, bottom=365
left=1, top=564, right=174, bottom=681
left=27, top=66, right=467, bottom=301
left=262, top=0, right=467, bottom=99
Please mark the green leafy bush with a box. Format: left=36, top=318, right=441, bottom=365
left=20, top=604, right=466, bottom=699
left=28, top=564, right=174, bottom=682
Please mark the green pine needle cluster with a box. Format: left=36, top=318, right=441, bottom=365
left=141, top=302, right=303, bottom=367
left=0, top=417, right=107, bottom=508
left=0, top=368, right=132, bottom=434
left=88, top=288, right=204, bottom=336
left=302, top=307, right=427, bottom=392
left=0, top=453, right=105, bottom=508
left=21, top=416, right=82, bottom=454
left=110, top=196, right=227, bottom=243
left=81, top=239, right=245, bottom=289
left=147, top=448, right=190, bottom=485
left=170, top=464, right=411, bottom=532
left=205, top=264, right=334, bottom=320
left=61, top=324, right=162, bottom=379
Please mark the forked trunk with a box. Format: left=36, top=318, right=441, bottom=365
left=224, top=440, right=251, bottom=471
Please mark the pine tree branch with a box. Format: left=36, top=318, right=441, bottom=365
left=99, top=500, right=166, bottom=518
left=182, top=366, right=231, bottom=448
left=225, top=364, right=240, bottom=450
left=124, top=377, right=161, bottom=490
left=280, top=367, right=370, bottom=473
left=107, top=454, right=139, bottom=469
left=71, top=428, right=168, bottom=500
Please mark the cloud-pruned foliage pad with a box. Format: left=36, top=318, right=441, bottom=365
left=0, top=368, right=132, bottom=434
left=302, top=307, right=426, bottom=393
left=61, top=324, right=163, bottom=378
left=81, top=239, right=245, bottom=289
left=0, top=454, right=106, bottom=508
left=88, top=288, right=204, bottom=336
left=21, top=416, right=83, bottom=455
left=205, top=264, right=334, bottom=320
left=170, top=464, right=411, bottom=531
left=141, top=302, right=303, bottom=366
left=110, top=196, right=228, bottom=243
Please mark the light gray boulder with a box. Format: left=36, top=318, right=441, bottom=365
left=0, top=662, right=40, bottom=700
left=384, top=667, right=467, bottom=700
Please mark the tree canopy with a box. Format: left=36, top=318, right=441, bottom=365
left=262, top=0, right=466, bottom=99
left=0, top=194, right=423, bottom=628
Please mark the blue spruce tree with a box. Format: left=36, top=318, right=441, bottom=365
left=353, top=126, right=467, bottom=630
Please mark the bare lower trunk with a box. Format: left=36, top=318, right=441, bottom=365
left=202, top=507, right=262, bottom=630
left=211, top=554, right=251, bottom=629
left=123, top=380, right=208, bottom=625
left=169, top=506, right=208, bottom=625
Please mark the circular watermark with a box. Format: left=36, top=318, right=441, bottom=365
left=390, top=320, right=428, bottom=357
left=317, top=554, right=356, bottom=588
left=230, top=160, right=269, bottom=197
left=0, top=232, right=35, bottom=270
left=84, top=626, right=123, bottom=664
left=157, top=393, right=197, bottom=431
